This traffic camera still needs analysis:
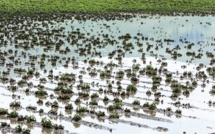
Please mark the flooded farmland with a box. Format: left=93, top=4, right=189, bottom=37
left=0, top=14, right=215, bottom=134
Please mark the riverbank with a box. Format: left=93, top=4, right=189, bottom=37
left=0, top=0, right=215, bottom=17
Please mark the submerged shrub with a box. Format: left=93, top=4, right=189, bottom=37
left=0, top=108, right=8, bottom=115
left=8, top=111, right=19, bottom=118
left=149, top=103, right=157, bottom=110
left=108, top=103, right=122, bottom=111
left=25, top=115, right=36, bottom=123
left=35, top=89, right=47, bottom=96
left=76, top=106, right=88, bottom=113
left=1, top=122, right=8, bottom=127
left=41, top=118, right=52, bottom=128
left=132, top=100, right=140, bottom=105
left=90, top=100, right=98, bottom=105
left=57, top=94, right=71, bottom=100
left=96, top=111, right=105, bottom=117
left=126, top=84, right=137, bottom=92
left=10, top=101, right=21, bottom=107
left=51, top=101, right=59, bottom=108
left=103, top=96, right=109, bottom=101
left=124, top=108, right=131, bottom=113
left=65, top=104, right=73, bottom=110
left=109, top=113, right=120, bottom=119
left=91, top=93, right=99, bottom=98
left=73, top=114, right=82, bottom=121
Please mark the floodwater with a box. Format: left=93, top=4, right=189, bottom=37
left=0, top=14, right=215, bottom=134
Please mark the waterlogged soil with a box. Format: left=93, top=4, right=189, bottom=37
left=0, top=14, right=215, bottom=134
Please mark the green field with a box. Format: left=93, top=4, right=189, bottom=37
left=0, top=0, right=215, bottom=16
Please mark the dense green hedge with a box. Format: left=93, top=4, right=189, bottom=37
left=0, top=0, right=215, bottom=16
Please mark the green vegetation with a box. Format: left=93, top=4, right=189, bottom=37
left=35, top=89, right=48, bottom=96
left=149, top=103, right=157, bottom=110
left=126, top=84, right=137, bottom=92
left=109, top=113, right=120, bottom=119
left=8, top=111, right=19, bottom=118
left=72, top=114, right=82, bottom=122
left=90, top=100, right=98, bottom=105
left=113, top=98, right=122, bottom=103
left=60, top=73, right=75, bottom=82
left=10, top=101, right=21, bottom=107
left=132, top=100, right=140, bottom=105
left=76, top=106, right=88, bottom=113
left=108, top=103, right=122, bottom=111
left=0, top=108, right=8, bottom=115
left=15, top=125, right=23, bottom=133
left=96, top=111, right=105, bottom=117
left=124, top=108, right=131, bottom=113
left=1, top=122, right=8, bottom=127
left=143, top=102, right=157, bottom=110
left=103, top=96, right=109, bottom=101
left=65, top=104, right=73, bottom=110
left=91, top=93, right=99, bottom=98
left=57, top=94, right=71, bottom=100
left=0, top=0, right=215, bottom=17
left=41, top=118, right=52, bottom=128
left=51, top=101, right=59, bottom=108
left=25, top=115, right=36, bottom=123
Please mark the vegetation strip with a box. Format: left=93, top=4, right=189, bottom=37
left=1, top=0, right=215, bottom=17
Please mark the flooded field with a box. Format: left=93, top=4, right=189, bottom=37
left=0, top=14, right=215, bottom=134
